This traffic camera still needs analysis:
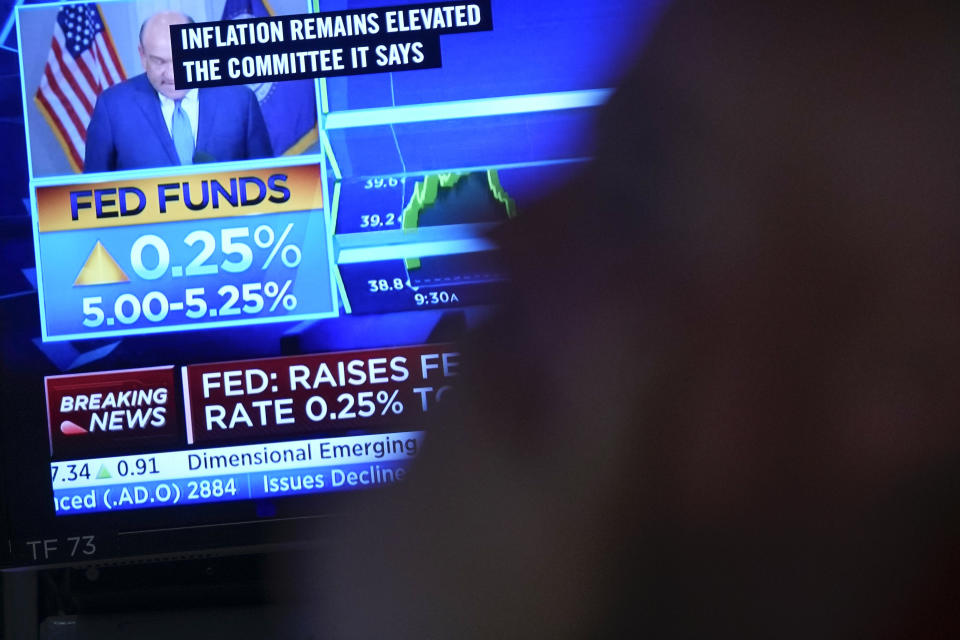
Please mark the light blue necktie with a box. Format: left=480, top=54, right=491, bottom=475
left=172, top=99, right=194, bottom=165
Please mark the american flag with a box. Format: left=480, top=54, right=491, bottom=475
left=34, top=4, right=126, bottom=172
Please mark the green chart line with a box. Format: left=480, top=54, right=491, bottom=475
left=401, top=170, right=515, bottom=270
left=487, top=169, right=517, bottom=219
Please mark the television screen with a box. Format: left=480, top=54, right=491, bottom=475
left=0, top=0, right=661, bottom=568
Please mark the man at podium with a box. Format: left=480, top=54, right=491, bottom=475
left=83, top=11, right=272, bottom=172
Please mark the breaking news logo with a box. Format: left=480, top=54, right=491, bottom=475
left=45, top=366, right=180, bottom=458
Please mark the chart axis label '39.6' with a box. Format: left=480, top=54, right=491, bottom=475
left=32, top=164, right=338, bottom=341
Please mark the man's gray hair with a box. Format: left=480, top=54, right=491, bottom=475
left=138, top=12, right=195, bottom=45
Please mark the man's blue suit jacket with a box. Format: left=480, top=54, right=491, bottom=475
left=83, top=73, right=273, bottom=172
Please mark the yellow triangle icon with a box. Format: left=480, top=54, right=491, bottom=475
left=74, top=241, right=130, bottom=286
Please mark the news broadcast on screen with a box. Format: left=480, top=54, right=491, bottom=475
left=0, top=0, right=659, bottom=568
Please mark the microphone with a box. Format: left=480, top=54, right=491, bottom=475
left=192, top=150, right=216, bottom=163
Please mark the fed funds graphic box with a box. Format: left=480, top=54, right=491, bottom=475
left=31, top=164, right=337, bottom=340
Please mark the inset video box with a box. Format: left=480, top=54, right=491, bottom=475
left=31, top=164, right=337, bottom=340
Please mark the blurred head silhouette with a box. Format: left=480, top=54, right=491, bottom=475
left=297, top=2, right=960, bottom=637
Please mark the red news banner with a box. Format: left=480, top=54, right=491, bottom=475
left=182, top=344, right=458, bottom=444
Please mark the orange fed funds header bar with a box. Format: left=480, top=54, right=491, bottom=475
left=35, top=164, right=323, bottom=233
